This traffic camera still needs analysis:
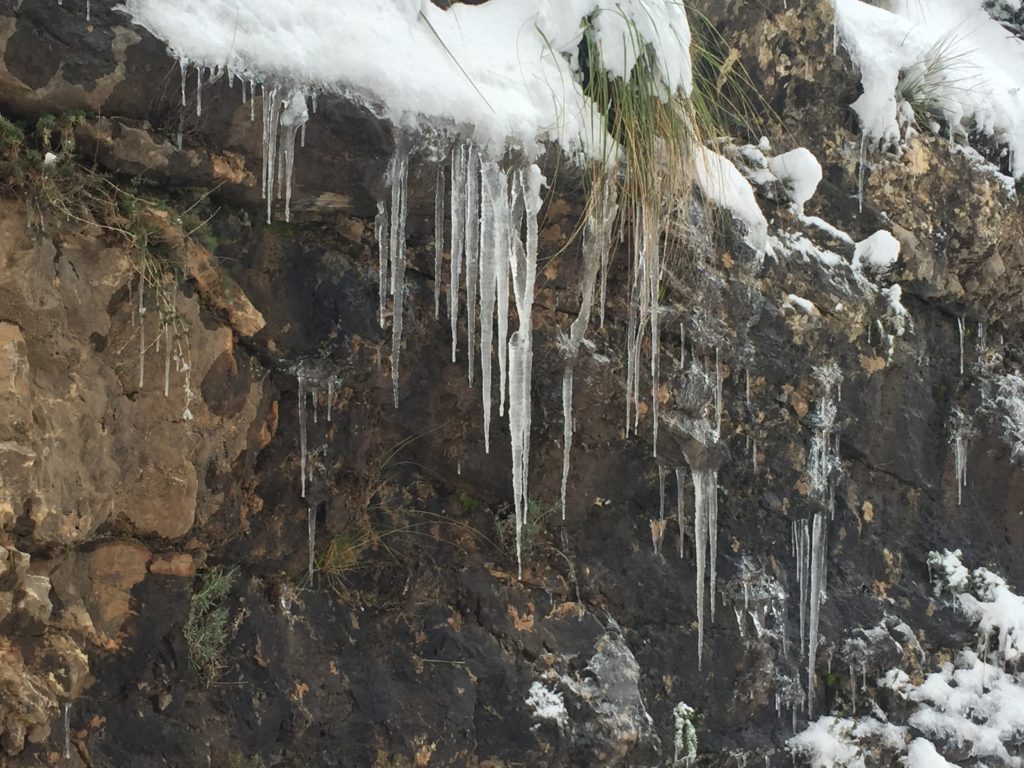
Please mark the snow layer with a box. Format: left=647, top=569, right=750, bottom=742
left=767, top=147, right=823, bottom=216
left=836, top=0, right=1024, bottom=178
left=694, top=146, right=769, bottom=253
left=853, top=230, right=901, bottom=273
left=122, top=0, right=693, bottom=158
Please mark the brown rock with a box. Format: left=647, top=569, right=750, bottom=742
left=82, top=541, right=151, bottom=640
left=149, top=553, right=196, bottom=578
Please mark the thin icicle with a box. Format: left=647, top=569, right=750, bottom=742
left=793, top=519, right=810, bottom=659
left=658, top=465, right=667, bottom=520
left=261, top=84, right=283, bottom=224
left=478, top=162, right=500, bottom=453
left=278, top=89, right=309, bottom=223
left=508, top=164, right=543, bottom=578
left=693, top=467, right=719, bottom=668
left=327, top=380, right=334, bottom=423
left=465, top=147, right=481, bottom=385
left=676, top=467, right=686, bottom=558
left=558, top=183, right=612, bottom=519
left=715, top=348, right=723, bottom=436
left=138, top=275, right=146, bottom=389
left=307, top=505, right=316, bottom=580
left=954, top=430, right=968, bottom=505
left=163, top=320, right=171, bottom=397
left=196, top=65, right=203, bottom=117
left=958, top=316, right=965, bottom=375
left=807, top=513, right=828, bottom=717
left=857, top=133, right=867, bottom=213
left=375, top=200, right=389, bottom=328
left=495, top=170, right=512, bottom=418
left=63, top=703, right=71, bottom=760
left=449, top=144, right=467, bottom=362
left=298, top=374, right=308, bottom=498
left=434, top=165, right=446, bottom=319
left=388, top=147, right=409, bottom=409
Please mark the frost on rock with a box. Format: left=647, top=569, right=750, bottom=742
left=525, top=681, right=568, bottom=729
left=673, top=702, right=698, bottom=765
left=991, top=373, right=1024, bottom=460
left=723, top=557, right=788, bottom=648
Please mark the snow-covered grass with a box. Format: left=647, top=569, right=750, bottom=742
left=993, top=373, right=1024, bottom=459
left=836, top=0, right=1024, bottom=179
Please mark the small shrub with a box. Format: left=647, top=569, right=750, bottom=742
left=184, top=565, right=238, bottom=677
left=494, top=497, right=555, bottom=562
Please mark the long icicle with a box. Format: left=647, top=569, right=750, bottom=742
left=559, top=181, right=615, bottom=519
left=389, top=147, right=409, bottom=408
left=508, top=165, right=542, bottom=578
left=434, top=165, right=445, bottom=319
left=478, top=162, right=501, bottom=453
left=449, top=143, right=467, bottom=362
left=465, top=147, right=481, bottom=385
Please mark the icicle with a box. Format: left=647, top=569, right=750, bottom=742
left=693, top=467, right=719, bottom=668
left=86, top=0, right=90, bottom=21
left=807, top=513, right=827, bottom=717
left=449, top=144, right=467, bottom=362
left=679, top=324, right=686, bottom=371
left=163, top=320, right=171, bottom=397
left=857, top=133, right=867, bottom=213
left=478, top=162, right=501, bottom=453
left=658, top=466, right=667, bottom=520
left=715, top=347, right=723, bottom=436
left=327, top=380, right=334, bottom=423
left=375, top=201, right=389, bottom=328
left=300, top=122, right=307, bottom=149
left=465, top=148, right=481, bottom=385
left=387, top=147, right=409, bottom=408
left=196, top=66, right=203, bottom=117
left=138, top=276, right=146, bottom=389
left=279, top=89, right=309, bottom=223
left=249, top=80, right=256, bottom=122
left=676, top=468, right=686, bottom=558
left=508, top=165, right=543, bottom=578
left=745, top=369, right=751, bottom=406
left=752, top=438, right=758, bottom=474
left=646, top=208, right=662, bottom=457
left=312, top=388, right=318, bottom=424
left=261, top=84, right=283, bottom=224
left=958, top=316, right=965, bottom=375
left=954, top=431, right=968, bottom=505
left=307, top=505, right=316, bottom=580
left=495, top=170, right=512, bottom=418
left=64, top=703, right=71, bottom=759
left=298, top=375, right=308, bottom=498
left=559, top=182, right=611, bottom=519
left=434, top=165, right=446, bottom=319
left=793, top=519, right=810, bottom=659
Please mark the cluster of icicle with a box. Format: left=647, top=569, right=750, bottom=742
left=378, top=140, right=549, bottom=578
left=792, top=515, right=829, bottom=719
left=177, top=60, right=312, bottom=225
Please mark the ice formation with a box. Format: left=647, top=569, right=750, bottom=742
left=560, top=183, right=617, bottom=519
left=693, top=467, right=719, bottom=669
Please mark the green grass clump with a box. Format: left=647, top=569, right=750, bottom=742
left=184, top=565, right=239, bottom=676
left=495, top=498, right=555, bottom=562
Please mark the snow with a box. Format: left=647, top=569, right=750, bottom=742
left=853, top=230, right=901, bottom=274
left=800, top=215, right=854, bottom=245
left=784, top=294, right=820, bottom=316
left=767, top=147, right=823, bottom=216
left=122, top=0, right=692, bottom=160
left=694, top=146, right=769, bottom=253
left=836, top=0, right=1024, bottom=179
left=904, top=738, right=960, bottom=768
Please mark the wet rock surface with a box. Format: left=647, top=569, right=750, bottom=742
left=0, top=1, right=1022, bottom=766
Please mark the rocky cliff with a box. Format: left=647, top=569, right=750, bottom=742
left=0, top=0, right=1023, bottom=766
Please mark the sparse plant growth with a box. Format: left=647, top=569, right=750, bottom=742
left=184, top=565, right=239, bottom=678
left=495, top=497, right=555, bottom=563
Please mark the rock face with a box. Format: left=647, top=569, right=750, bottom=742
left=0, top=1, right=1022, bottom=766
